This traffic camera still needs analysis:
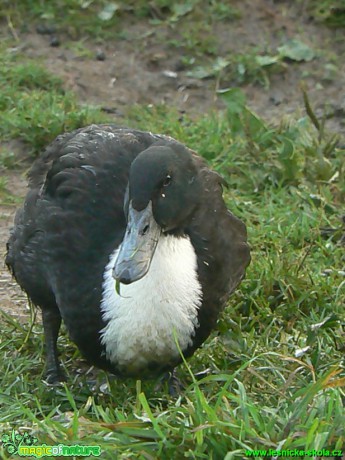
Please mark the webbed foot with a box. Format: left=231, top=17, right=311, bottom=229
left=43, top=367, right=67, bottom=385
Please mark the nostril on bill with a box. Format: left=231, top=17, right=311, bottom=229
left=118, top=269, right=132, bottom=285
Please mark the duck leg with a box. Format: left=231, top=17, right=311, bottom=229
left=41, top=308, right=66, bottom=384
left=155, top=368, right=184, bottom=396
left=167, top=368, right=184, bottom=396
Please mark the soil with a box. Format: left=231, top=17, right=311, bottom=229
left=1, top=0, right=344, bottom=320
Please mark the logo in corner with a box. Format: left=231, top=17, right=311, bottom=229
left=1, top=430, right=38, bottom=455
left=1, top=429, right=101, bottom=457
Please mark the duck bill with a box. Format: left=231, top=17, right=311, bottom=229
left=112, top=201, right=161, bottom=284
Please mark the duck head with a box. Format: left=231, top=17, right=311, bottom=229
left=113, top=142, right=202, bottom=285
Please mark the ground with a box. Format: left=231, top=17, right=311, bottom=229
left=1, top=0, right=344, bottom=317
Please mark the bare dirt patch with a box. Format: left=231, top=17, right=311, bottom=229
left=15, top=1, right=345, bottom=128
left=1, top=0, right=344, bottom=320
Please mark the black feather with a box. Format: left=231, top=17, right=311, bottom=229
left=6, top=124, right=250, bottom=383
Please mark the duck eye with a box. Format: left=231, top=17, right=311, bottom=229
left=162, top=175, right=172, bottom=187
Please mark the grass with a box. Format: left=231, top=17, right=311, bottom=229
left=0, top=43, right=107, bottom=156
left=0, top=10, right=345, bottom=460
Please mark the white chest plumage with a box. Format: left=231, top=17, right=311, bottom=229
left=100, top=235, right=202, bottom=374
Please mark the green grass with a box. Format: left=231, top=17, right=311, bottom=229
left=0, top=28, right=344, bottom=460
left=0, top=44, right=107, bottom=156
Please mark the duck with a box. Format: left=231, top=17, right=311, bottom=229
left=6, top=124, right=250, bottom=388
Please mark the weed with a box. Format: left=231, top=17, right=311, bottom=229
left=186, top=39, right=320, bottom=88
